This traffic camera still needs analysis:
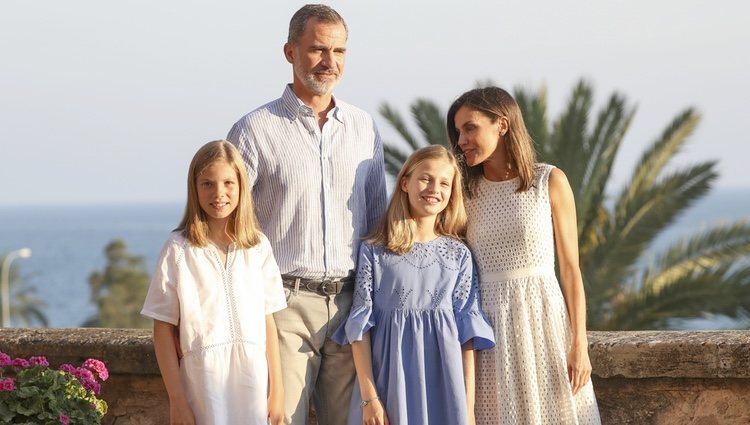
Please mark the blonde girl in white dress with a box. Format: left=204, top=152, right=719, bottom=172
left=142, top=140, right=286, bottom=425
left=447, top=87, right=601, bottom=424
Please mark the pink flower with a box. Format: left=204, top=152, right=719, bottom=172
left=59, top=363, right=76, bottom=374
left=80, top=377, right=101, bottom=395
left=0, top=352, right=11, bottom=366
left=72, top=367, right=102, bottom=394
left=29, top=356, right=49, bottom=367
left=0, top=377, right=15, bottom=391
left=12, top=358, right=30, bottom=368
left=59, top=414, right=70, bottom=424
left=83, top=358, right=109, bottom=381
left=73, top=367, right=94, bottom=382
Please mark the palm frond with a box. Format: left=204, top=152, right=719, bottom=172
left=378, top=102, right=421, bottom=151
left=548, top=80, right=593, bottom=189
left=577, top=94, right=635, bottom=244
left=619, top=108, right=701, bottom=213
left=514, top=85, right=549, bottom=155
left=640, top=221, right=750, bottom=293
left=410, top=99, right=449, bottom=147
left=603, top=266, right=750, bottom=330
left=589, top=161, right=718, bottom=288
left=9, top=285, right=48, bottom=327
left=383, top=144, right=411, bottom=177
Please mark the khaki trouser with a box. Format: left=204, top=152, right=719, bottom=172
left=273, top=284, right=354, bottom=425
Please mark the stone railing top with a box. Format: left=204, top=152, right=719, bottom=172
left=588, top=330, right=750, bottom=379
left=1, top=329, right=749, bottom=379
left=0, top=328, right=158, bottom=374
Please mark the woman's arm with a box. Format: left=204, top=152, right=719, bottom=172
left=153, top=320, right=195, bottom=425
left=265, top=314, right=284, bottom=425
left=462, top=340, right=476, bottom=425
left=352, top=332, right=389, bottom=425
left=548, top=168, right=593, bottom=395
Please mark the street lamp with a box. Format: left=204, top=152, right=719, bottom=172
left=1, top=247, right=32, bottom=328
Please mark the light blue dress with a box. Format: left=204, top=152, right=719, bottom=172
left=332, top=236, right=496, bottom=425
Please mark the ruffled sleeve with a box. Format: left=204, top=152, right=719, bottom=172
left=140, top=235, right=181, bottom=325
left=453, top=250, right=496, bottom=350
left=332, top=242, right=376, bottom=345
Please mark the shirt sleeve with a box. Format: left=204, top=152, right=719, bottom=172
left=260, top=235, right=286, bottom=315
left=365, top=121, right=388, bottom=234
left=141, top=238, right=180, bottom=325
left=453, top=250, right=496, bottom=350
left=227, top=118, right=259, bottom=186
left=332, top=242, right=376, bottom=345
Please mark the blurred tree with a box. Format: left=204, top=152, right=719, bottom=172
left=83, top=239, right=151, bottom=328
left=0, top=255, right=47, bottom=327
left=379, top=78, right=750, bottom=330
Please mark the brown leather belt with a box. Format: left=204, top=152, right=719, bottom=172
left=281, top=274, right=354, bottom=295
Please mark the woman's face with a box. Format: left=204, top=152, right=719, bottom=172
left=453, top=105, right=505, bottom=166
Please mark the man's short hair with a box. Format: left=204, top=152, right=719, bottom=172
left=288, top=4, right=348, bottom=44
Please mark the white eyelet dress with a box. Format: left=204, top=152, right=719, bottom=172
left=466, top=164, right=601, bottom=425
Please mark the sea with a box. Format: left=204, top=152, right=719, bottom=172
left=1, top=188, right=749, bottom=329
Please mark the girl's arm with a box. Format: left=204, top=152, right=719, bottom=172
left=352, top=332, right=389, bottom=425
left=462, top=340, right=476, bottom=425
left=549, top=168, right=592, bottom=395
left=265, top=314, right=284, bottom=425
left=153, top=319, right=195, bottom=425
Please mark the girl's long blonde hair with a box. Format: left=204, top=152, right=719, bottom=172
left=176, top=140, right=261, bottom=248
left=446, top=86, right=538, bottom=197
left=368, top=145, right=467, bottom=255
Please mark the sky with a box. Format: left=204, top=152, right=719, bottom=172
left=1, top=0, right=748, bottom=206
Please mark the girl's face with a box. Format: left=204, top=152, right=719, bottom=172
left=453, top=105, right=507, bottom=166
left=400, top=158, right=455, bottom=221
left=196, top=160, right=240, bottom=226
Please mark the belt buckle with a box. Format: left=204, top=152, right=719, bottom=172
left=320, top=279, right=334, bottom=295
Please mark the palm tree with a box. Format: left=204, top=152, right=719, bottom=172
left=0, top=255, right=48, bottom=327
left=379, top=79, right=750, bottom=330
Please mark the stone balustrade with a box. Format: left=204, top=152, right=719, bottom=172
left=1, top=329, right=748, bottom=424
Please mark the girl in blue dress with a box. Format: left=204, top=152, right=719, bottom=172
left=333, top=145, right=495, bottom=425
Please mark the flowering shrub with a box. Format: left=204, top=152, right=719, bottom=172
left=0, top=351, right=108, bottom=424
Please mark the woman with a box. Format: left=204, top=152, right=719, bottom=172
left=447, top=87, right=601, bottom=424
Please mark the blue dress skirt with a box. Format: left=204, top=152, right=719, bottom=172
left=333, top=237, right=495, bottom=425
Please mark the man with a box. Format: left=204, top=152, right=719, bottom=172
left=227, top=4, right=387, bottom=425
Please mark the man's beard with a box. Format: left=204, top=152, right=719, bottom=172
left=295, top=62, right=340, bottom=96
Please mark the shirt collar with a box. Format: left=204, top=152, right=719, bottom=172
left=281, top=84, right=344, bottom=123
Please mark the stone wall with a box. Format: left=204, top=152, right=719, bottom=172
left=1, top=329, right=748, bottom=424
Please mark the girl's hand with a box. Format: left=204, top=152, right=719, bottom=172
left=267, top=393, right=284, bottom=425
left=567, top=339, right=593, bottom=395
left=169, top=397, right=195, bottom=425
left=362, top=399, right=389, bottom=425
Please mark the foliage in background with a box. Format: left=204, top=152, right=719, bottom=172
left=83, top=240, right=151, bottom=329
left=379, top=79, right=750, bottom=330
left=0, top=256, right=47, bottom=327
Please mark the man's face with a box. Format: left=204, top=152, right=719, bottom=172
left=285, top=18, right=347, bottom=98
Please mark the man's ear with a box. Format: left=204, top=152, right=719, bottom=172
left=283, top=43, right=294, bottom=64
